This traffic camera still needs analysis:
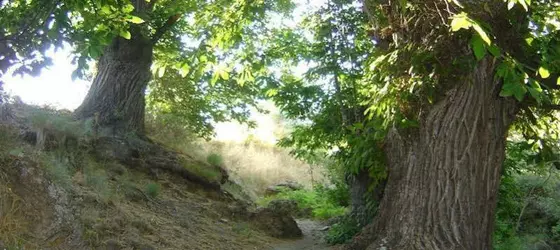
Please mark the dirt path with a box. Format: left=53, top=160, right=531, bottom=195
left=272, top=219, right=333, bottom=250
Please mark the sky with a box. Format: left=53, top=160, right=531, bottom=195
left=1, top=0, right=326, bottom=143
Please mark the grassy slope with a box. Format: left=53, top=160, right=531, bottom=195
left=0, top=104, right=283, bottom=249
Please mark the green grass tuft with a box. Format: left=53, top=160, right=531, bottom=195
left=206, top=153, right=224, bottom=167
left=144, top=182, right=161, bottom=198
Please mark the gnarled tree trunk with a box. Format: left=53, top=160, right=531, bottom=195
left=74, top=30, right=153, bottom=135
left=349, top=59, right=519, bottom=249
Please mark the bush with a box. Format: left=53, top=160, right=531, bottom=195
left=145, top=182, right=161, bottom=198
left=325, top=216, right=361, bottom=245
left=206, top=153, right=224, bottom=167
left=259, top=187, right=348, bottom=220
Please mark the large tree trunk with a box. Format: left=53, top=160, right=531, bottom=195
left=74, top=30, right=153, bottom=135
left=349, top=58, right=519, bottom=249
left=348, top=169, right=385, bottom=227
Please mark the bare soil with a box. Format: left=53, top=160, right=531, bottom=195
left=272, top=219, right=333, bottom=250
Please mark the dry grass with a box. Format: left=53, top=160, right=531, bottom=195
left=0, top=176, right=26, bottom=247
left=146, top=118, right=327, bottom=200
left=0, top=126, right=27, bottom=248
left=195, top=140, right=327, bottom=200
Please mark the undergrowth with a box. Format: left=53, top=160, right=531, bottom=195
left=259, top=187, right=347, bottom=220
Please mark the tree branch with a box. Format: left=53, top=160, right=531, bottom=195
left=151, top=13, right=181, bottom=44
left=522, top=103, right=560, bottom=111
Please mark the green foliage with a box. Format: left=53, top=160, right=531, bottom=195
left=494, top=139, right=560, bottom=249
left=206, top=153, right=224, bottom=167
left=260, top=187, right=348, bottom=220
left=26, top=106, right=92, bottom=138
left=325, top=216, right=362, bottom=245
left=144, top=182, right=161, bottom=198
left=39, top=154, right=73, bottom=189
left=83, top=163, right=111, bottom=201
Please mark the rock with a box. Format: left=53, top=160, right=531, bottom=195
left=319, top=226, right=330, bottom=231
left=251, top=206, right=302, bottom=239
left=265, top=180, right=303, bottom=196
left=267, top=199, right=298, bottom=216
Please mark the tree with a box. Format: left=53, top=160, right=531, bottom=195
left=72, top=0, right=295, bottom=135
left=263, top=0, right=382, bottom=227
left=344, top=0, right=560, bottom=249
left=1, top=0, right=294, bottom=134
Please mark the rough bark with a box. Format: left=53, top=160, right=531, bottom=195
left=74, top=29, right=153, bottom=135
left=348, top=169, right=384, bottom=227
left=347, top=58, right=519, bottom=250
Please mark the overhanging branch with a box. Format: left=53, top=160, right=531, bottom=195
left=522, top=103, right=560, bottom=111
left=151, top=13, right=181, bottom=44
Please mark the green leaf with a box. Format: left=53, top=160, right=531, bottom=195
left=100, top=6, right=112, bottom=15
left=538, top=66, right=550, bottom=79
left=126, top=16, right=145, bottom=24
left=211, top=72, right=220, bottom=86
left=525, top=37, right=534, bottom=46
left=528, top=80, right=543, bottom=104
left=500, top=82, right=527, bottom=101
left=488, top=44, right=501, bottom=57
left=266, top=89, right=278, bottom=97
left=219, top=70, right=229, bottom=80
left=88, top=46, right=102, bottom=58
left=450, top=14, right=471, bottom=31
left=471, top=35, right=487, bottom=61
left=179, top=64, right=190, bottom=78
left=557, top=77, right=560, bottom=86
left=120, top=30, right=131, bottom=40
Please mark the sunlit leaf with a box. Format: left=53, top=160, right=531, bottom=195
left=472, top=23, right=491, bottom=45
left=538, top=66, right=550, bottom=79
left=451, top=13, right=471, bottom=31
left=507, top=0, right=515, bottom=10
left=519, top=0, right=529, bottom=11
left=120, top=30, right=131, bottom=40
left=488, top=44, right=501, bottom=57
left=158, top=66, right=166, bottom=78
left=126, top=16, right=145, bottom=24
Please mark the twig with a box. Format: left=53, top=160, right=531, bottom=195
left=151, top=13, right=182, bottom=44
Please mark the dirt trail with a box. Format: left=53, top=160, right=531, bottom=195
left=272, top=219, right=333, bottom=250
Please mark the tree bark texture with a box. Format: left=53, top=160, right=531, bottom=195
left=348, top=58, right=519, bottom=250
left=74, top=31, right=153, bottom=135
left=348, top=169, right=385, bottom=227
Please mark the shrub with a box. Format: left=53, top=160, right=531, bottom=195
left=259, top=188, right=347, bottom=220
left=325, top=216, right=361, bottom=245
left=206, top=153, right=224, bottom=167
left=144, top=182, right=161, bottom=198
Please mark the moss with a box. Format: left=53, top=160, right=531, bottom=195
left=179, top=156, right=222, bottom=183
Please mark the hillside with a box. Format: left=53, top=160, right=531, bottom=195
left=0, top=101, right=318, bottom=249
